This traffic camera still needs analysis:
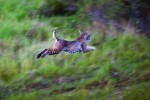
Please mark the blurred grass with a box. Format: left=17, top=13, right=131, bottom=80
left=0, top=0, right=150, bottom=100
left=1, top=33, right=150, bottom=100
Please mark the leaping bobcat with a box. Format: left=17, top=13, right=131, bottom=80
left=37, top=30, right=96, bottom=59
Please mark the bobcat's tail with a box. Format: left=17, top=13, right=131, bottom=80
left=37, top=49, right=47, bottom=59
left=52, top=31, right=59, bottom=41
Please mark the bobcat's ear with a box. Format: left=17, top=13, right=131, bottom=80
left=79, top=30, right=82, bottom=35
left=86, top=31, right=90, bottom=35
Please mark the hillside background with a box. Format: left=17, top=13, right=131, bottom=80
left=0, top=0, right=150, bottom=100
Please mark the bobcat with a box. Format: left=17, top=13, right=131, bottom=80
left=37, top=30, right=96, bottom=59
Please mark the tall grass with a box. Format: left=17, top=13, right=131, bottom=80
left=0, top=0, right=150, bottom=100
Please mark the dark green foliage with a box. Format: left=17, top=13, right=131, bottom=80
left=39, top=0, right=78, bottom=17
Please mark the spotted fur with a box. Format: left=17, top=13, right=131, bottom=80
left=37, top=30, right=95, bottom=59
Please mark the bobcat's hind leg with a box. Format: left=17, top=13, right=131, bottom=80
left=37, top=49, right=48, bottom=59
left=41, top=51, right=48, bottom=58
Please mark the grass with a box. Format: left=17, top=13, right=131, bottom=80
left=1, top=34, right=150, bottom=100
left=0, top=0, right=150, bottom=100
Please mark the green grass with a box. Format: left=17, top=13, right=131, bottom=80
left=1, top=34, right=150, bottom=100
left=0, top=0, right=150, bottom=100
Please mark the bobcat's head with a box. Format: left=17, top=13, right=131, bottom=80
left=79, top=30, right=90, bottom=41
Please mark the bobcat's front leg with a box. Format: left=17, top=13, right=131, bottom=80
left=81, top=43, right=87, bottom=53
left=81, top=43, right=96, bottom=53
left=87, top=46, right=96, bottom=52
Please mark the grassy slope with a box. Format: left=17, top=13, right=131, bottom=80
left=0, top=0, right=150, bottom=100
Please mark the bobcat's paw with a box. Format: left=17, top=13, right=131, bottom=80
left=87, top=46, right=96, bottom=51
